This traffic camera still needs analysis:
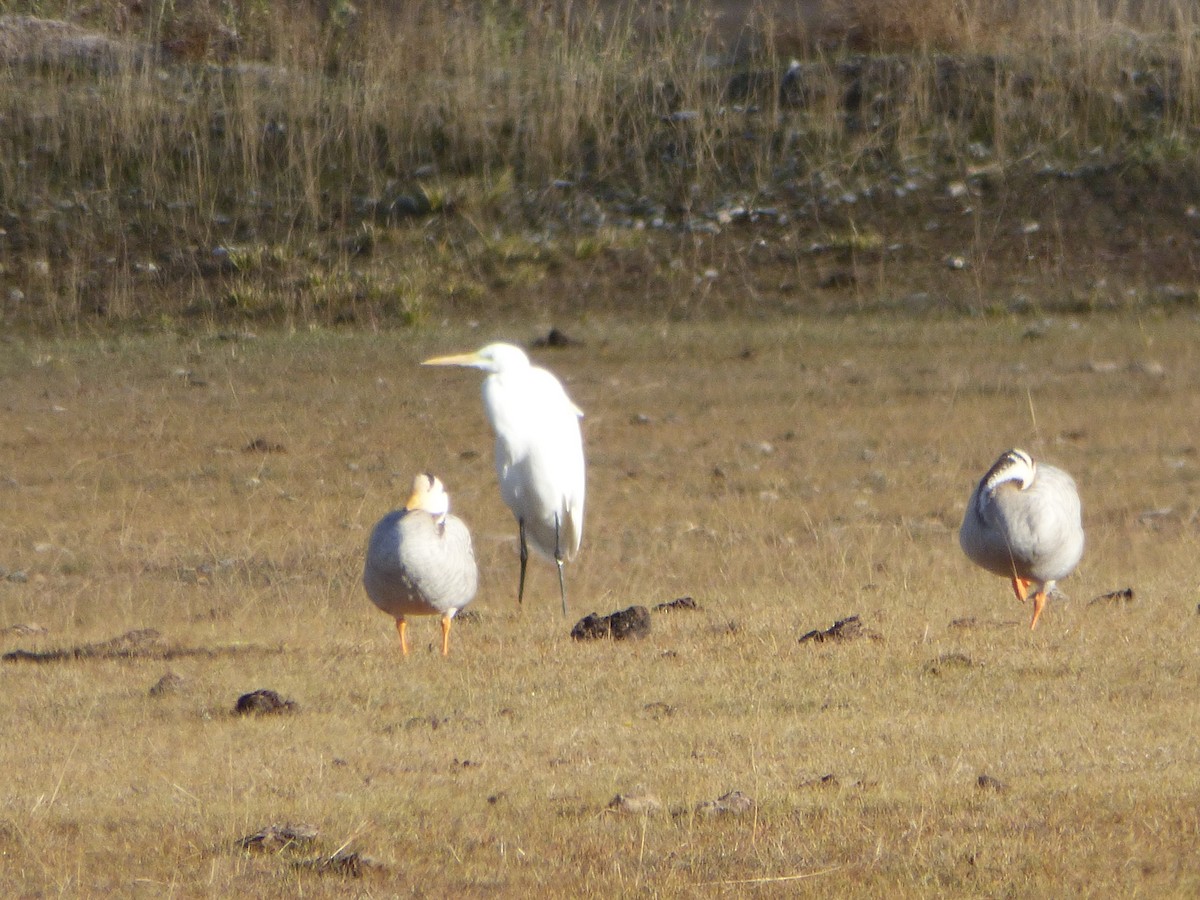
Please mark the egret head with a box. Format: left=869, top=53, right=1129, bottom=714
left=422, top=342, right=530, bottom=374
left=405, top=473, right=450, bottom=519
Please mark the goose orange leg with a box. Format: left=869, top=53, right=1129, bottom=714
left=1010, top=577, right=1032, bottom=604
left=440, top=614, right=453, bottom=657
left=1029, top=592, right=1047, bottom=630
left=395, top=618, right=410, bottom=656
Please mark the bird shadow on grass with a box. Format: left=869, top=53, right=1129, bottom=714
left=2, top=627, right=284, bottom=663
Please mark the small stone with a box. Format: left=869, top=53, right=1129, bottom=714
left=243, top=437, right=286, bottom=454
left=237, top=823, right=319, bottom=852
left=925, top=652, right=978, bottom=675
left=654, top=596, right=699, bottom=613
left=643, top=701, right=676, bottom=720
left=83, top=628, right=163, bottom=657
left=607, top=791, right=663, bottom=815
left=799, top=615, right=882, bottom=644
left=2, top=622, right=47, bottom=636
left=1088, top=587, right=1134, bottom=606
left=306, top=850, right=387, bottom=877
left=696, top=790, right=754, bottom=817
left=976, top=773, right=1008, bottom=792
left=149, top=671, right=186, bottom=696
left=818, top=269, right=856, bottom=289
left=1131, top=360, right=1165, bottom=378
left=530, top=327, right=581, bottom=348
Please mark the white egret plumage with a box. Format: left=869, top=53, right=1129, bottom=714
left=959, top=449, right=1084, bottom=629
left=422, top=343, right=585, bottom=615
left=363, top=473, right=478, bottom=656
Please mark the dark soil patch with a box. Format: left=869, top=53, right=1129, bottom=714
left=570, top=605, right=652, bottom=641
left=948, top=616, right=1018, bottom=630
left=607, top=792, right=664, bottom=815
left=237, top=823, right=319, bottom=852
left=1088, top=587, right=1135, bottom=606
left=925, top=652, right=979, bottom=675
left=530, top=327, right=583, bottom=348
left=695, top=790, right=755, bottom=817
left=297, top=851, right=387, bottom=877
left=654, top=596, right=700, bottom=612
left=976, top=773, right=1009, bottom=793
left=243, top=437, right=287, bottom=453
left=799, top=615, right=882, bottom=644
left=2, top=628, right=284, bottom=663
left=235, top=689, right=299, bottom=715
left=148, top=671, right=186, bottom=696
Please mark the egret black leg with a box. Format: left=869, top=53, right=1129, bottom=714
left=554, top=513, right=567, bottom=616
left=518, top=519, right=528, bottom=604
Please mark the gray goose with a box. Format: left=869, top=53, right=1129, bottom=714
left=959, top=449, right=1084, bottom=629
left=363, top=474, right=478, bottom=655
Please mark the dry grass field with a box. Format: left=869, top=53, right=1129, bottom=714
left=3, top=0, right=1200, bottom=895
left=3, top=315, right=1200, bottom=896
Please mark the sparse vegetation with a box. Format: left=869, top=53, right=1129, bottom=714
left=0, top=1, right=1198, bottom=328
left=2, top=319, right=1200, bottom=895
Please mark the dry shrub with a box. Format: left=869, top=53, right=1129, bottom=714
left=3, top=0, right=1200, bottom=328
left=822, top=0, right=979, bottom=52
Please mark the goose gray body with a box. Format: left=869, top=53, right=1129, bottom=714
left=959, top=449, right=1084, bottom=628
left=363, top=474, right=478, bottom=655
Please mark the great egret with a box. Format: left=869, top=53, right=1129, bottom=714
left=363, top=473, right=478, bottom=656
left=959, top=449, right=1084, bottom=629
left=423, top=343, right=585, bottom=615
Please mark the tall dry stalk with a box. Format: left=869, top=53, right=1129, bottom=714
left=2, top=0, right=1199, bottom=326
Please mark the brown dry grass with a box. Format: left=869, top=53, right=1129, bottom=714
left=2, top=316, right=1200, bottom=895
left=2, top=1, right=1200, bottom=329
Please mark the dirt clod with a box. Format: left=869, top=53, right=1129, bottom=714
left=2, top=622, right=47, bottom=636
left=301, top=850, right=387, bottom=877
left=643, top=701, right=676, bottom=720
left=654, top=596, right=700, bottom=612
left=1088, top=587, right=1134, bottom=606
left=243, top=437, right=286, bottom=453
left=925, top=652, right=979, bottom=675
left=696, top=790, right=754, bottom=817
left=149, top=671, right=186, bottom=696
left=531, top=327, right=581, bottom=348
left=607, top=791, right=663, bottom=815
left=977, top=773, right=1009, bottom=793
left=799, top=615, right=882, bottom=644
left=237, top=823, right=319, bottom=852
left=235, top=689, right=299, bottom=715
left=570, top=605, right=651, bottom=641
